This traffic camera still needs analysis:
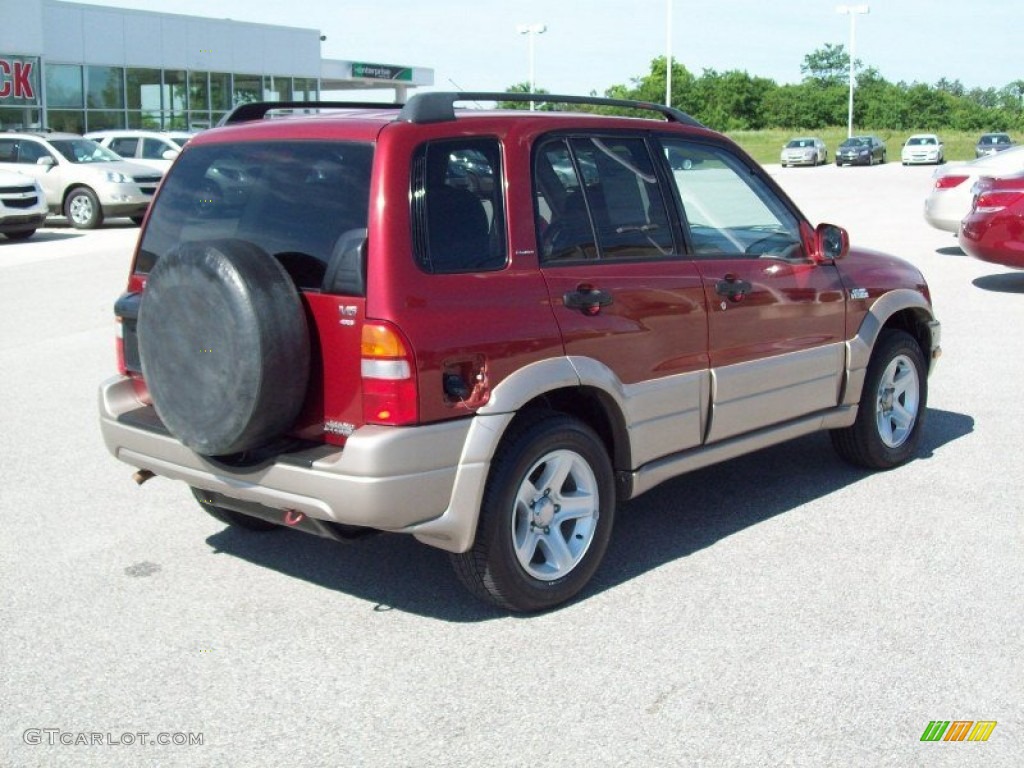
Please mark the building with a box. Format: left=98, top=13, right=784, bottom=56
left=0, top=0, right=433, bottom=133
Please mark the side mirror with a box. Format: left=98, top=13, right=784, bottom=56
left=161, top=149, right=179, bottom=161
left=816, top=223, right=849, bottom=262
left=36, top=156, right=55, bottom=167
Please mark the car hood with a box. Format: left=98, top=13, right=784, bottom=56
left=0, top=169, right=40, bottom=186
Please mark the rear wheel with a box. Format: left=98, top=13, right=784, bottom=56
left=831, top=329, right=927, bottom=469
left=451, top=412, right=616, bottom=612
left=191, top=488, right=279, bottom=531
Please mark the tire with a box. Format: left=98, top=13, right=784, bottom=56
left=64, top=187, right=103, bottom=229
left=191, top=488, right=279, bottom=531
left=130, top=214, right=146, bottom=226
left=830, top=329, right=927, bottom=469
left=451, top=412, right=616, bottom=612
left=138, top=238, right=311, bottom=457
left=3, top=229, right=35, bottom=240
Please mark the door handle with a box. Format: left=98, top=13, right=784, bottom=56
left=563, top=285, right=613, bottom=315
left=715, top=275, right=752, bottom=302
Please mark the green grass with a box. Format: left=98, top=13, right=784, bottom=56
left=727, top=128, right=982, bottom=166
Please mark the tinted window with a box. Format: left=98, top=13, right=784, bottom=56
left=534, top=136, right=675, bottom=262
left=137, top=141, right=373, bottom=291
left=411, top=138, right=505, bottom=273
left=142, top=138, right=170, bottom=159
left=662, top=140, right=803, bottom=260
left=109, top=137, right=139, bottom=157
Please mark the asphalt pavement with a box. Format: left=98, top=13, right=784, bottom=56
left=1, top=164, right=1020, bottom=767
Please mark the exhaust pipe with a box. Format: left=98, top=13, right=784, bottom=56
left=132, top=469, right=155, bottom=486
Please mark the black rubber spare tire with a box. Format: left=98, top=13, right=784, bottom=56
left=138, top=239, right=311, bottom=456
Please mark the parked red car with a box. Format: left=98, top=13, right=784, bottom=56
left=959, top=172, right=1024, bottom=268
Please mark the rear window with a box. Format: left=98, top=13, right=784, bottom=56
left=137, top=141, right=373, bottom=291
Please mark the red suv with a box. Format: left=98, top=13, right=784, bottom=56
left=99, top=93, right=941, bottom=611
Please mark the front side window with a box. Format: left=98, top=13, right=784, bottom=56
left=410, top=138, right=505, bottom=274
left=109, top=137, right=139, bottom=157
left=138, top=141, right=373, bottom=291
left=534, top=135, right=675, bottom=262
left=662, top=140, right=803, bottom=260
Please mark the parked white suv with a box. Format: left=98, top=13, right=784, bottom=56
left=0, top=133, right=163, bottom=229
left=86, top=130, right=192, bottom=173
left=0, top=169, right=48, bottom=240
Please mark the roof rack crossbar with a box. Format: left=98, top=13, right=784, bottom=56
left=397, top=92, right=704, bottom=127
left=218, top=100, right=401, bottom=126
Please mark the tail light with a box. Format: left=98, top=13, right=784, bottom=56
left=361, top=322, right=418, bottom=425
left=934, top=175, right=967, bottom=190
left=974, top=189, right=1024, bottom=214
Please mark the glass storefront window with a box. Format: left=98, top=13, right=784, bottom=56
left=46, top=109, right=85, bottom=133
left=233, top=74, right=261, bottom=105
left=46, top=64, right=84, bottom=108
left=210, top=72, right=232, bottom=111
left=127, top=111, right=162, bottom=129
left=293, top=78, right=318, bottom=101
left=86, top=66, right=124, bottom=109
left=189, top=71, right=209, bottom=112
left=264, top=76, right=292, bottom=102
left=165, top=70, right=187, bottom=113
left=0, top=107, right=41, bottom=130
left=85, top=110, right=125, bottom=130
left=127, top=68, right=162, bottom=111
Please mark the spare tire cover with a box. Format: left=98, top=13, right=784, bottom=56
left=138, top=239, right=311, bottom=456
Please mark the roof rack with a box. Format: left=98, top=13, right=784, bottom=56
left=397, top=92, right=704, bottom=127
left=218, top=100, right=401, bottom=126
left=216, top=93, right=704, bottom=129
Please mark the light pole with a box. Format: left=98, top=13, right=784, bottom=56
left=516, top=23, right=547, bottom=111
left=666, top=1, right=673, bottom=107
left=836, top=4, right=869, bottom=138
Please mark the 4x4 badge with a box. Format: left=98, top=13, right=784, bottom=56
left=339, top=305, right=358, bottom=326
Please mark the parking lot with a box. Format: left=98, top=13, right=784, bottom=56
left=1, top=161, right=1020, bottom=767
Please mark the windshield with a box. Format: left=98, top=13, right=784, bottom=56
left=786, top=139, right=814, bottom=148
left=980, top=134, right=1009, bottom=145
left=840, top=138, right=866, bottom=149
left=138, top=141, right=373, bottom=291
left=908, top=137, right=935, bottom=146
left=48, top=139, right=123, bottom=164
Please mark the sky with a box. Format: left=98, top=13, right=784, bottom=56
left=79, top=0, right=1018, bottom=100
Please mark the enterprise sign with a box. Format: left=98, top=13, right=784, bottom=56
left=352, top=62, right=412, bottom=82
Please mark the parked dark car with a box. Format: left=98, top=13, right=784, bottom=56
left=836, top=136, right=886, bottom=166
left=959, top=172, right=1024, bottom=268
left=975, top=133, right=1014, bottom=158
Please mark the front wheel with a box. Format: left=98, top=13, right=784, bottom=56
left=64, top=187, right=103, bottom=229
left=831, top=330, right=927, bottom=469
left=451, top=412, right=616, bottom=612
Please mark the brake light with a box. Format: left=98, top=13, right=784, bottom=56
left=974, top=190, right=1024, bottom=214
left=115, top=319, right=126, bottom=375
left=934, top=175, right=967, bottom=190
left=361, top=322, right=417, bottom=425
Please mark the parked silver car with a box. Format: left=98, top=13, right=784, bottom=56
left=0, top=133, right=163, bottom=229
left=86, top=130, right=193, bottom=173
left=781, top=137, right=827, bottom=167
left=901, top=134, right=944, bottom=165
left=0, top=169, right=48, bottom=240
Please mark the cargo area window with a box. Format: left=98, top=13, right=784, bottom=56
left=411, top=138, right=506, bottom=274
left=136, top=141, right=373, bottom=291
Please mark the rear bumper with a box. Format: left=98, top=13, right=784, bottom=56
left=98, top=375, right=477, bottom=540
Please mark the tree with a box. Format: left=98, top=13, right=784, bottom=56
left=800, top=44, right=860, bottom=87
left=499, top=82, right=552, bottom=110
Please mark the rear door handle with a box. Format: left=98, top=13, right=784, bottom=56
left=715, top=275, right=752, bottom=302
left=563, top=286, right=613, bottom=315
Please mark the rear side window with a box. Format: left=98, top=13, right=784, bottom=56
left=534, top=136, right=675, bottom=262
left=411, top=138, right=506, bottom=273
left=137, top=141, right=372, bottom=291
